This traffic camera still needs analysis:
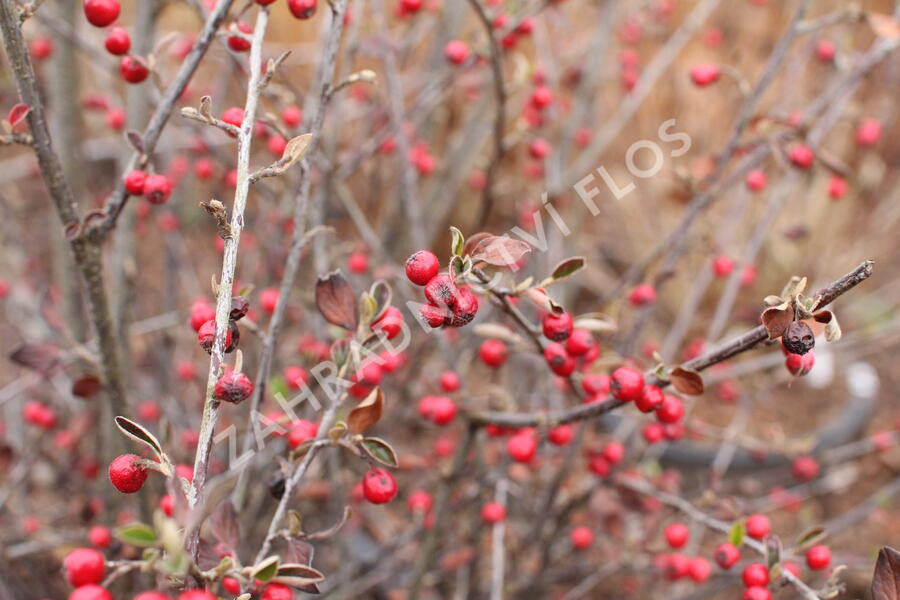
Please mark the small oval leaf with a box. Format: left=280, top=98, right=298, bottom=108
left=114, top=416, right=163, bottom=457
left=670, top=367, right=704, bottom=396
left=729, top=520, right=746, bottom=547
left=550, top=256, right=585, bottom=281
left=251, top=556, right=280, bottom=582
left=115, top=523, right=158, bottom=547
left=315, top=271, right=358, bottom=330
left=470, top=235, right=532, bottom=267
left=361, top=437, right=399, bottom=467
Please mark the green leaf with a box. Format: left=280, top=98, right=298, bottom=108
left=449, top=226, right=465, bottom=256
left=358, top=292, right=378, bottom=326
left=268, top=375, right=289, bottom=401
left=729, top=520, right=746, bottom=547
left=115, top=523, right=158, bottom=547
left=550, top=256, right=585, bottom=282
left=369, top=280, right=392, bottom=323
left=251, top=556, right=280, bottom=582
left=794, top=526, right=826, bottom=551
left=361, top=437, right=399, bottom=467
left=114, top=416, right=163, bottom=458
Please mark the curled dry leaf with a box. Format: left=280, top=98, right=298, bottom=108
left=315, top=271, right=358, bottom=330
left=114, top=416, right=163, bottom=457
left=669, top=367, right=704, bottom=396
left=347, top=387, right=384, bottom=434
left=814, top=310, right=842, bottom=342
left=282, top=133, right=314, bottom=170
left=761, top=304, right=794, bottom=340
left=872, top=546, right=900, bottom=600
left=794, top=526, right=826, bottom=552
left=369, top=280, right=392, bottom=323
left=526, top=287, right=564, bottom=316
left=469, top=235, right=532, bottom=267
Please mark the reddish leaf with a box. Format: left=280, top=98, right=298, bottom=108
left=7, top=103, right=30, bottom=127
left=347, top=387, right=383, bottom=434
left=306, top=506, right=352, bottom=540
left=670, top=367, right=704, bottom=395
left=873, top=546, right=900, bottom=600
left=315, top=271, right=358, bottom=330
left=9, top=342, right=62, bottom=375
left=462, top=231, right=492, bottom=257
left=209, top=499, right=240, bottom=551
left=470, top=235, right=532, bottom=267
left=72, top=375, right=102, bottom=398
left=281, top=538, right=315, bottom=565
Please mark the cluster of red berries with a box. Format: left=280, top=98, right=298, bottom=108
left=82, top=0, right=153, bottom=84
left=346, top=347, right=407, bottom=399
left=189, top=297, right=254, bottom=404
left=406, top=250, right=479, bottom=329
left=124, top=170, right=173, bottom=204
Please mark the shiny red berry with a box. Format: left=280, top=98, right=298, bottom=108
left=83, top=0, right=120, bottom=27
left=656, top=396, right=684, bottom=424
left=108, top=454, right=148, bottom=493
left=287, top=419, right=318, bottom=449
left=362, top=467, right=397, bottom=504
left=742, top=563, right=770, bottom=587
left=507, top=432, right=537, bottom=462
left=806, top=545, right=831, bottom=570
left=571, top=526, right=594, bottom=549
left=260, top=583, right=292, bottom=600
left=542, top=311, right=574, bottom=341
left=104, top=27, right=131, bottom=55
left=288, top=0, right=317, bottom=18
left=714, top=541, right=741, bottom=569
left=664, top=523, right=689, bottom=548
left=444, top=40, right=469, bottom=65
left=124, top=169, right=146, bottom=195
left=610, top=367, right=644, bottom=401
left=70, top=586, right=113, bottom=600
left=745, top=514, right=770, bottom=539
left=64, top=547, right=106, bottom=587
left=142, top=174, right=172, bottom=204
left=480, top=339, right=508, bottom=367
left=481, top=501, right=505, bottom=523
left=120, top=56, right=149, bottom=84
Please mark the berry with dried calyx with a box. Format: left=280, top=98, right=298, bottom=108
left=288, top=0, right=317, bottom=18
left=448, top=286, right=479, bottom=327
left=197, top=319, right=232, bottom=353
left=108, top=454, right=149, bottom=493
left=424, top=273, right=459, bottom=307
left=214, top=371, right=253, bottom=404
left=782, top=321, right=814, bottom=355
left=714, top=542, right=741, bottom=569
left=542, top=311, right=574, bottom=341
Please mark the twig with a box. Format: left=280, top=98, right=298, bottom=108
left=489, top=478, right=508, bottom=600
left=466, top=261, right=873, bottom=427
left=467, top=0, right=508, bottom=228
left=186, top=4, right=271, bottom=560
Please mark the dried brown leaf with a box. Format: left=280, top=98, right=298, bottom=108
left=670, top=366, right=704, bottom=395
left=761, top=305, right=794, bottom=340
left=347, top=387, right=383, bottom=434
left=872, top=546, right=900, bottom=600
left=315, top=271, right=358, bottom=330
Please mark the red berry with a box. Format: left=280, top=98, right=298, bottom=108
left=160, top=494, right=174, bottom=517
left=142, top=174, right=172, bottom=204
left=430, top=396, right=457, bottom=425
left=635, top=384, right=664, bottom=413
left=372, top=306, right=404, bottom=340
left=259, top=287, right=280, bottom=314
left=571, top=526, right=594, bottom=549
left=714, top=542, right=741, bottom=569
left=828, top=175, right=847, bottom=199
left=439, top=370, right=460, bottom=392
left=628, top=283, right=656, bottom=306
left=120, top=56, right=150, bottom=84
left=712, top=255, right=734, bottom=277
left=642, top=422, right=665, bottom=444
left=108, top=454, right=148, bottom=493
left=542, top=312, right=574, bottom=341
left=420, top=303, right=450, bottom=328
left=656, top=396, right=684, bottom=424
left=816, top=38, right=835, bottom=62
left=743, top=587, right=772, bottom=600
left=602, top=440, right=625, bottom=464
left=405, top=250, right=440, bottom=285
left=221, top=106, right=244, bottom=130
left=548, top=424, right=574, bottom=446
left=788, top=144, right=814, bottom=169
left=362, top=467, right=397, bottom=504
left=424, top=273, right=458, bottom=307
left=664, top=523, right=689, bottom=548
left=104, top=27, right=131, bottom=55
left=480, top=339, right=508, bottom=367
left=530, top=85, right=553, bottom=109
left=528, top=138, right=551, bottom=159
left=281, top=105, right=303, bottom=127
left=84, top=0, right=120, bottom=27
left=745, top=514, right=770, bottom=539
left=444, top=40, right=469, bottom=65
left=481, top=501, right=506, bottom=523
left=189, top=301, right=216, bottom=331
left=742, top=563, right=770, bottom=587
left=134, top=592, right=172, bottom=600
left=70, top=586, right=113, bottom=600
left=856, top=117, right=882, bottom=147
left=745, top=169, right=767, bottom=191
left=566, top=328, right=594, bottom=356
left=407, top=489, right=433, bottom=513
left=664, top=553, right=690, bottom=580
left=260, top=583, right=292, bottom=600
left=544, top=342, right=576, bottom=376
left=30, top=37, right=53, bottom=60
left=690, top=63, right=720, bottom=86
left=348, top=251, right=369, bottom=273
left=688, top=557, right=711, bottom=582
left=507, top=432, right=537, bottom=462
left=177, top=592, right=216, bottom=600
left=785, top=350, right=815, bottom=376
left=588, top=454, right=611, bottom=476
left=582, top=374, right=610, bottom=396
left=287, top=419, right=318, bottom=449
left=124, top=169, right=147, bottom=195
left=221, top=578, right=241, bottom=595
left=288, top=0, right=317, bottom=18
left=214, top=371, right=253, bottom=404
left=806, top=545, right=831, bottom=570
left=88, top=525, right=112, bottom=548
left=64, top=547, right=106, bottom=587
left=227, top=22, right=253, bottom=52
left=197, top=319, right=232, bottom=353
left=267, top=134, right=287, bottom=156
left=611, top=367, right=644, bottom=402
left=448, top=286, right=479, bottom=327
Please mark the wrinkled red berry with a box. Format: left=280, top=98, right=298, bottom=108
left=108, top=454, right=148, bottom=493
